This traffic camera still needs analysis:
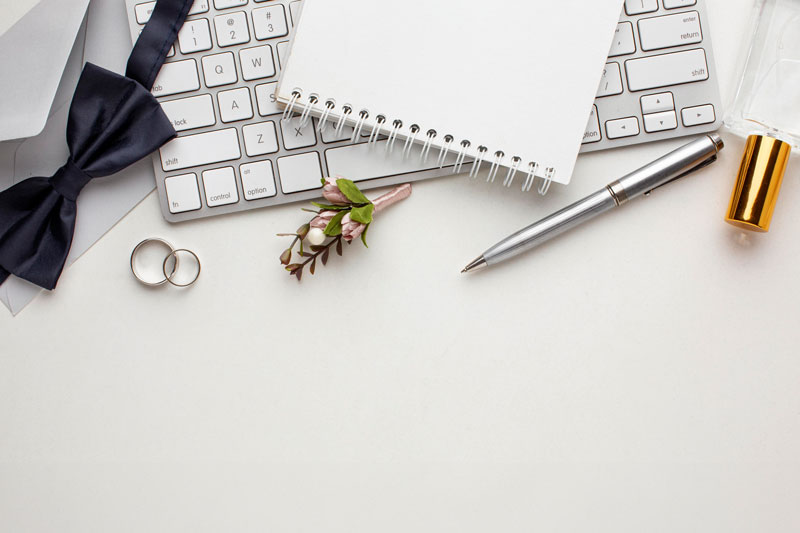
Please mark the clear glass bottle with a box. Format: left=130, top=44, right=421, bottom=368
left=724, top=0, right=800, bottom=232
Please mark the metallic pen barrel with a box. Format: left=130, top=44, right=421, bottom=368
left=483, top=189, right=617, bottom=266
left=464, top=134, right=724, bottom=272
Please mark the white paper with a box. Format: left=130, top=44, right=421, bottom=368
left=278, top=0, right=624, bottom=185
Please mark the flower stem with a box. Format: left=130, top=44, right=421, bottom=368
left=373, top=183, right=412, bottom=215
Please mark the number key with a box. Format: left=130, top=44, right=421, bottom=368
left=178, top=19, right=212, bottom=54
left=214, top=11, right=250, bottom=47
left=252, top=5, right=289, bottom=40
left=625, top=0, right=659, bottom=15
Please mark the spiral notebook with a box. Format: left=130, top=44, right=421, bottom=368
left=277, top=0, right=624, bottom=188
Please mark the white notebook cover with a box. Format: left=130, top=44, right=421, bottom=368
left=277, top=0, right=624, bottom=185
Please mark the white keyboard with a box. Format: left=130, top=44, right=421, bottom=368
left=581, top=0, right=722, bottom=152
left=125, top=0, right=722, bottom=223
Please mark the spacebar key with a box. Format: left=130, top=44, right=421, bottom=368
left=160, top=128, right=241, bottom=171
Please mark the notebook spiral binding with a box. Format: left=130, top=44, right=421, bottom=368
left=282, top=90, right=555, bottom=195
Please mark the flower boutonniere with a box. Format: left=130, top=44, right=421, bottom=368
left=279, top=177, right=412, bottom=280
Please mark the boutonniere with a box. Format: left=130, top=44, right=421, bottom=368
left=279, top=177, right=412, bottom=280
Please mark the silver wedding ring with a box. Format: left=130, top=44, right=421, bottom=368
left=162, top=249, right=201, bottom=288
left=130, top=238, right=200, bottom=288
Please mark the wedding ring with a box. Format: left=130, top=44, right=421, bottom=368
left=163, top=249, right=201, bottom=288
left=130, top=238, right=178, bottom=286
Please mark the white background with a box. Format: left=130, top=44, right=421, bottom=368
left=2, top=0, right=799, bottom=531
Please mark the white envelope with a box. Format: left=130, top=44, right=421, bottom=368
left=0, top=0, right=44, bottom=37
left=0, top=0, right=91, bottom=142
left=0, top=0, right=156, bottom=315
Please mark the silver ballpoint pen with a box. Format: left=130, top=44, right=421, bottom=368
left=462, top=133, right=724, bottom=273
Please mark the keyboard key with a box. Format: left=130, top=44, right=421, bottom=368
left=135, top=1, right=209, bottom=24
left=214, top=11, right=251, bottom=47
left=165, top=173, right=202, bottom=213
left=177, top=19, right=212, bottom=54
left=202, top=167, right=239, bottom=207
left=320, top=124, right=354, bottom=143
left=214, top=0, right=247, bottom=9
left=596, top=62, right=624, bottom=97
left=625, top=49, right=708, bottom=91
left=289, top=1, right=301, bottom=25
left=255, top=82, right=281, bottom=115
left=624, top=0, right=658, bottom=15
left=240, top=45, right=276, bottom=81
left=325, top=139, right=457, bottom=182
left=160, top=128, right=241, bottom=171
left=280, top=117, right=317, bottom=150
left=202, top=52, right=238, bottom=87
left=664, top=0, right=697, bottom=8
left=277, top=40, right=290, bottom=69
left=606, top=117, right=640, bottom=139
left=681, top=104, right=716, bottom=126
left=152, top=60, right=200, bottom=97
left=243, top=121, right=279, bottom=156
left=583, top=106, right=602, bottom=144
left=643, top=110, right=678, bottom=132
left=277, top=152, right=323, bottom=193
left=241, top=161, right=277, bottom=200
left=252, top=5, right=289, bottom=40
left=160, top=94, right=216, bottom=132
left=640, top=92, right=675, bottom=114
left=608, top=22, right=636, bottom=57
left=638, top=11, right=702, bottom=52
left=218, top=87, right=254, bottom=122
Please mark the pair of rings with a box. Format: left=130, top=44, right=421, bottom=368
left=130, top=238, right=201, bottom=288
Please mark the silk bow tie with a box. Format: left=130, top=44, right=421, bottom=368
left=0, top=0, right=194, bottom=290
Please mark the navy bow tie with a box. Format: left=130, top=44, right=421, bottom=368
left=0, top=0, right=194, bottom=290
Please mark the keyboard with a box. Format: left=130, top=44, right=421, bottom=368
left=125, top=0, right=722, bottom=223
left=581, top=0, right=722, bottom=152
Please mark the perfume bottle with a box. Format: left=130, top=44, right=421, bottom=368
left=724, top=0, right=800, bottom=232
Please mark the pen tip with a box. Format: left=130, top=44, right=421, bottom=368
left=461, top=256, right=487, bottom=274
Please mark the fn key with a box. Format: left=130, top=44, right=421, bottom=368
left=165, top=173, right=202, bottom=214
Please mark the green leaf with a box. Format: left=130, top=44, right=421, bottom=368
left=320, top=177, right=327, bottom=187
left=280, top=249, right=292, bottom=265
left=349, top=203, right=374, bottom=224
left=360, top=224, right=370, bottom=248
left=323, top=211, right=347, bottom=236
left=285, top=264, right=302, bottom=272
left=311, top=202, right=350, bottom=211
left=336, top=179, right=371, bottom=205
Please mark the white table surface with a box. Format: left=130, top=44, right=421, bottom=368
left=2, top=1, right=799, bottom=531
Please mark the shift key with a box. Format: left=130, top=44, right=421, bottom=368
left=160, top=128, right=241, bottom=171
left=625, top=49, right=708, bottom=91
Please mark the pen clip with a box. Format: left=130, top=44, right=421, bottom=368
left=644, top=154, right=718, bottom=196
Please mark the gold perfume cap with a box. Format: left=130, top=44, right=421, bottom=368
left=726, top=135, right=791, bottom=232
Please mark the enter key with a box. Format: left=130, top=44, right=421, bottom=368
left=638, top=11, right=703, bottom=51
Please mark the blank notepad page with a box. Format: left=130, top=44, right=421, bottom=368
left=278, top=0, right=624, bottom=185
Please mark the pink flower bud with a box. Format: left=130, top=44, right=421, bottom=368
left=322, top=176, right=350, bottom=205
left=310, top=210, right=338, bottom=230
left=341, top=213, right=367, bottom=242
